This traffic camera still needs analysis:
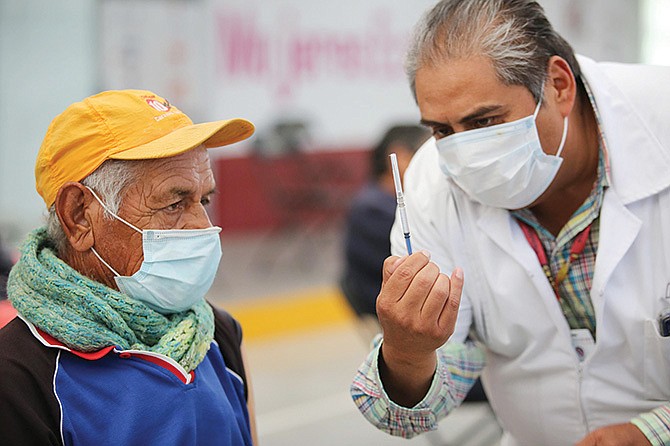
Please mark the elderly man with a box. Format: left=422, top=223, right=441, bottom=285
left=0, top=90, right=257, bottom=445
left=351, top=1, right=670, bottom=445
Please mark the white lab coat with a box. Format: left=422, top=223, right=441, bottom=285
left=391, top=55, right=670, bottom=446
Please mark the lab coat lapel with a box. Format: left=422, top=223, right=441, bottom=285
left=578, top=55, right=670, bottom=205
left=590, top=188, right=641, bottom=319
left=477, top=206, right=571, bottom=335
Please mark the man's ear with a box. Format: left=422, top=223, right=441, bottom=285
left=54, top=182, right=98, bottom=252
left=546, top=55, right=577, bottom=118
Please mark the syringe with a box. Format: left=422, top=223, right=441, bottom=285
left=389, top=153, right=413, bottom=255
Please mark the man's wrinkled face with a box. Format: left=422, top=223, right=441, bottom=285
left=91, top=147, right=216, bottom=279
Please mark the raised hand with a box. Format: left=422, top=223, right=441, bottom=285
left=376, top=251, right=463, bottom=407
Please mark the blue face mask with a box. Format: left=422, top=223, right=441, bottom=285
left=87, top=187, right=222, bottom=314
left=436, top=88, right=568, bottom=209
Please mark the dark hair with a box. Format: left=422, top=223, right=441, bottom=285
left=370, top=125, right=431, bottom=179
left=405, top=0, right=581, bottom=102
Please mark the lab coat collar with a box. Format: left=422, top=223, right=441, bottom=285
left=577, top=55, right=670, bottom=205
left=476, top=203, right=573, bottom=335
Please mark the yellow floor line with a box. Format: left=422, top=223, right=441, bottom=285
left=224, top=287, right=357, bottom=341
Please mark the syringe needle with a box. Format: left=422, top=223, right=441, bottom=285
left=389, top=153, right=413, bottom=255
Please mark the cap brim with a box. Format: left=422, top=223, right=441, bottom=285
left=109, top=118, right=255, bottom=160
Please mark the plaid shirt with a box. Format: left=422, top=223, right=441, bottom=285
left=511, top=140, right=608, bottom=339
left=351, top=336, right=485, bottom=438
left=351, top=80, right=670, bottom=444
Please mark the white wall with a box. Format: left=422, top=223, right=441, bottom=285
left=542, top=0, right=640, bottom=63
left=99, top=0, right=437, bottom=152
left=0, top=0, right=97, bottom=244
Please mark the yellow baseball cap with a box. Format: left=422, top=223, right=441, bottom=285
left=35, top=89, right=255, bottom=207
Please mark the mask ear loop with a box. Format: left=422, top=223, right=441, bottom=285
left=532, top=81, right=569, bottom=158
left=84, top=186, right=143, bottom=234
left=84, top=185, right=140, bottom=278
left=555, top=116, right=569, bottom=158
left=533, top=81, right=545, bottom=119
left=90, top=247, right=122, bottom=277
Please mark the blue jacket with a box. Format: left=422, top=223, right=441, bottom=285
left=0, top=308, right=251, bottom=446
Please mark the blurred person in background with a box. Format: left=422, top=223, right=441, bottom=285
left=0, top=89, right=257, bottom=446
left=340, top=124, right=430, bottom=323
left=351, top=0, right=670, bottom=445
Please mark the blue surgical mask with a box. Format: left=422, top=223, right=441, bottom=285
left=87, top=187, right=222, bottom=314
left=436, top=92, right=568, bottom=209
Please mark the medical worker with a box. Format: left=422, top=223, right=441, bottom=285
left=351, top=1, right=670, bottom=445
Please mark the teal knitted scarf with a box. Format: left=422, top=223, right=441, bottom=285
left=8, top=227, right=214, bottom=372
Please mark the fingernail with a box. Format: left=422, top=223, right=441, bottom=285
left=419, top=250, right=431, bottom=260
left=452, top=267, right=463, bottom=280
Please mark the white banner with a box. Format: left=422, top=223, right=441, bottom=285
left=100, top=0, right=641, bottom=155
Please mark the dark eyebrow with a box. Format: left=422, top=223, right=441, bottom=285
left=420, top=105, right=504, bottom=129
left=419, top=118, right=445, bottom=128
left=168, top=187, right=194, bottom=199
left=458, top=105, right=503, bottom=125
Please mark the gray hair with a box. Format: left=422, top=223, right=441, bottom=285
left=46, top=159, right=140, bottom=255
left=405, top=0, right=581, bottom=102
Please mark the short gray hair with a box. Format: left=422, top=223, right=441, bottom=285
left=405, top=0, right=581, bottom=102
left=46, top=159, right=140, bottom=255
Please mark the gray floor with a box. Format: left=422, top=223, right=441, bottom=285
left=247, top=324, right=502, bottom=446
left=209, top=226, right=502, bottom=446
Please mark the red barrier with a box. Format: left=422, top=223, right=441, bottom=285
left=212, top=148, right=370, bottom=233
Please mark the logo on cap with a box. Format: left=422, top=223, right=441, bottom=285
left=146, top=98, right=171, bottom=112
